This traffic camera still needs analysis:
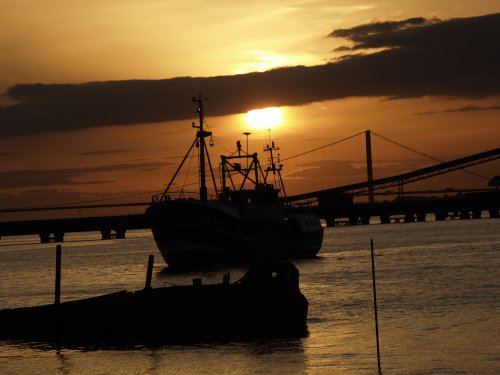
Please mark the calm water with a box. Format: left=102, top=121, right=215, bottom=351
left=0, top=219, right=499, bottom=374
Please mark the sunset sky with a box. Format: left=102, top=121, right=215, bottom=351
left=1, top=1, right=499, bottom=218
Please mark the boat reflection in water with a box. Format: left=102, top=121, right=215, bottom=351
left=146, top=95, right=323, bottom=268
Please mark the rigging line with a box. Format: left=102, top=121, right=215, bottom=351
left=281, top=131, right=365, bottom=161
left=371, top=131, right=490, bottom=180
left=213, top=140, right=233, bottom=156
left=205, top=124, right=233, bottom=155
left=161, top=137, right=198, bottom=199
left=180, top=143, right=196, bottom=196
left=204, top=141, right=219, bottom=195
left=194, top=118, right=231, bottom=154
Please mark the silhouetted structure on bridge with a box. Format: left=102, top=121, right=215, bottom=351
left=319, top=191, right=499, bottom=226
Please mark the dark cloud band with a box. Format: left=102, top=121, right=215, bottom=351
left=0, top=13, right=499, bottom=137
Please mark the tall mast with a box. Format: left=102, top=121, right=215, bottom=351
left=194, top=94, right=208, bottom=201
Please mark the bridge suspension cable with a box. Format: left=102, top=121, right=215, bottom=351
left=371, top=130, right=490, bottom=181
left=282, top=131, right=365, bottom=161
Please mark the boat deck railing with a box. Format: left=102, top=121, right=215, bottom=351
left=151, top=190, right=219, bottom=203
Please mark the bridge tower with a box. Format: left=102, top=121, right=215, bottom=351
left=365, top=130, right=374, bottom=204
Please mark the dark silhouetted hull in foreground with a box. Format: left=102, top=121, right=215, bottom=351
left=0, top=263, right=308, bottom=345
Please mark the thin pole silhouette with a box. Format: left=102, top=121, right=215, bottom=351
left=370, top=239, right=382, bottom=375
left=54, top=244, right=61, bottom=305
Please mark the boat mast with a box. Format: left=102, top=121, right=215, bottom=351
left=264, top=140, right=287, bottom=199
left=194, top=94, right=208, bottom=201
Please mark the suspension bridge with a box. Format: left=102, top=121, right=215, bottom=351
left=0, top=131, right=498, bottom=242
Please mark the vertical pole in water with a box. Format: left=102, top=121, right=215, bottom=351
left=55, top=244, right=62, bottom=305
left=145, top=254, right=154, bottom=289
left=370, top=239, right=382, bottom=375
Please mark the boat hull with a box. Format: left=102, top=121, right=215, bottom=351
left=146, top=200, right=323, bottom=267
left=0, top=264, right=308, bottom=345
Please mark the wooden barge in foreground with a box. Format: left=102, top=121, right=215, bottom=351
left=0, top=262, right=308, bottom=345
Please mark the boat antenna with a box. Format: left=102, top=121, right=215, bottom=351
left=193, top=94, right=209, bottom=201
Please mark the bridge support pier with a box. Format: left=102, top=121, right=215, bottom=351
left=40, top=232, right=51, bottom=244
left=416, top=212, right=426, bottom=222
left=360, top=216, right=370, bottom=225
left=488, top=208, right=499, bottom=218
left=115, top=228, right=126, bottom=239
left=39, top=232, right=64, bottom=243
left=101, top=228, right=126, bottom=240
left=435, top=211, right=448, bottom=221
left=101, top=228, right=112, bottom=240
left=54, top=232, right=64, bottom=242
left=472, top=210, right=482, bottom=219
left=380, top=215, right=390, bottom=224
left=325, top=216, right=336, bottom=227
left=404, top=213, right=414, bottom=223
left=459, top=210, right=471, bottom=220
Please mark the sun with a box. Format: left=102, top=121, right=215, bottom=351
left=244, top=107, right=283, bottom=130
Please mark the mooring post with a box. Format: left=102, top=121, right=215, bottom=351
left=145, top=254, right=154, bottom=289
left=370, top=239, right=382, bottom=375
left=55, top=244, right=62, bottom=305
